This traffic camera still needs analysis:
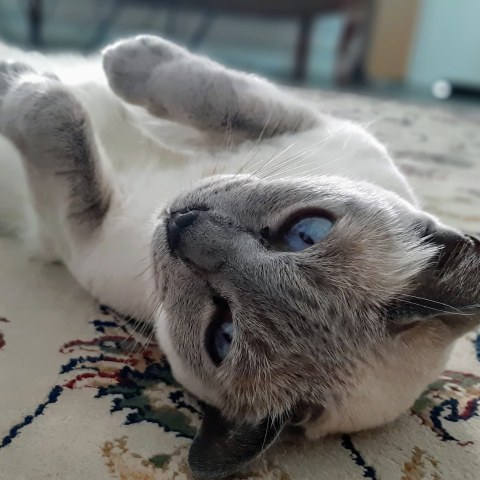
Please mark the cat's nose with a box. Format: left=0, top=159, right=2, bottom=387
left=167, top=210, right=200, bottom=251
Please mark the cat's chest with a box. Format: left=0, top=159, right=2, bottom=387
left=89, top=97, right=415, bottom=208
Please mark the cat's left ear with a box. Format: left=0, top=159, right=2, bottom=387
left=188, top=404, right=287, bottom=479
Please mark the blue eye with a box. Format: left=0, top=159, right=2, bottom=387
left=285, top=217, right=333, bottom=251
left=206, top=297, right=234, bottom=365
left=214, top=321, right=234, bottom=362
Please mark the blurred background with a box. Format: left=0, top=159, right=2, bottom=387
left=1, top=0, right=479, bottom=107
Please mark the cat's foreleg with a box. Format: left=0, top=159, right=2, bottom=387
left=103, top=35, right=321, bottom=140
left=0, top=62, right=113, bottom=241
left=0, top=61, right=156, bottom=317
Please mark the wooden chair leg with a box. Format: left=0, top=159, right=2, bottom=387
left=29, top=0, right=43, bottom=46
left=335, top=2, right=372, bottom=86
left=188, top=13, right=216, bottom=51
left=293, top=16, right=313, bottom=82
left=87, top=0, right=125, bottom=50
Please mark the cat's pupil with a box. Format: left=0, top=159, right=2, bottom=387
left=214, top=322, right=233, bottom=362
left=299, top=231, right=314, bottom=245
left=284, top=216, right=333, bottom=251
left=207, top=297, right=234, bottom=365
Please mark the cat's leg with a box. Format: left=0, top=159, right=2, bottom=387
left=0, top=61, right=113, bottom=247
left=0, top=61, right=156, bottom=317
left=103, top=35, right=320, bottom=139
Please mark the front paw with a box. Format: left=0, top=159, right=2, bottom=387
left=102, top=35, right=186, bottom=105
left=0, top=61, right=35, bottom=108
left=0, top=63, right=77, bottom=168
left=0, top=61, right=60, bottom=136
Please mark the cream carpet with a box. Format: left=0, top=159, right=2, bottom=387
left=1, top=93, right=480, bottom=480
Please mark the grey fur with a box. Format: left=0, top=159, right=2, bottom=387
left=0, top=61, right=112, bottom=233
left=103, top=35, right=319, bottom=139
left=2, top=36, right=480, bottom=479
left=153, top=173, right=480, bottom=420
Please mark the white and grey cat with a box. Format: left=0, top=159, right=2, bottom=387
left=1, top=35, right=479, bottom=479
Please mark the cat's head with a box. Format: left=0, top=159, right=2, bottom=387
left=152, top=173, right=480, bottom=479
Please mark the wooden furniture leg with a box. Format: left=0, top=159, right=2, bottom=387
left=29, top=0, right=43, bottom=46
left=335, top=0, right=372, bottom=85
left=293, top=16, right=313, bottom=82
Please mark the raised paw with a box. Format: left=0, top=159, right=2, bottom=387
left=0, top=63, right=85, bottom=172
left=102, top=35, right=318, bottom=137
left=103, top=34, right=250, bottom=131
left=0, top=61, right=36, bottom=106
left=102, top=35, right=187, bottom=106
left=0, top=60, right=110, bottom=231
left=0, top=60, right=60, bottom=125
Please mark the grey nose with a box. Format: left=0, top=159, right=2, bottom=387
left=167, top=210, right=200, bottom=251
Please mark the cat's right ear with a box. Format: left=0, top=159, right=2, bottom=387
left=188, top=404, right=287, bottom=479
left=386, top=230, right=480, bottom=330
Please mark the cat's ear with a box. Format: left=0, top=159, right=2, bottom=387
left=188, top=404, right=286, bottom=479
left=386, top=231, right=480, bottom=329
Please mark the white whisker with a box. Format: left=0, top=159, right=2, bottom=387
left=236, top=108, right=274, bottom=174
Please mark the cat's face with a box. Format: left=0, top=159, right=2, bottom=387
left=152, top=173, right=480, bottom=479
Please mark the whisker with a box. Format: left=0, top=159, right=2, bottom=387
left=133, top=261, right=153, bottom=281
left=247, top=142, right=298, bottom=178
left=260, top=147, right=330, bottom=179
left=250, top=142, right=297, bottom=173
left=261, top=415, right=270, bottom=454
left=271, top=415, right=287, bottom=455
left=397, top=292, right=468, bottom=315
left=258, top=127, right=346, bottom=179
left=236, top=109, right=274, bottom=174
left=222, top=111, right=232, bottom=151
left=285, top=151, right=360, bottom=179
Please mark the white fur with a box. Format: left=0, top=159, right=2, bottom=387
left=0, top=40, right=414, bottom=314
left=0, top=38, right=429, bottom=437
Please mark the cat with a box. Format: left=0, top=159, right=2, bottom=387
left=1, top=35, right=479, bottom=479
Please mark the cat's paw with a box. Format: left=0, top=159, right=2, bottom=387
left=0, top=62, right=65, bottom=150
left=0, top=61, right=35, bottom=107
left=102, top=34, right=240, bottom=124
left=103, top=35, right=187, bottom=105
left=0, top=61, right=59, bottom=115
left=102, top=34, right=317, bottom=136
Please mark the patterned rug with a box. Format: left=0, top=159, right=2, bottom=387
left=1, top=92, right=480, bottom=480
